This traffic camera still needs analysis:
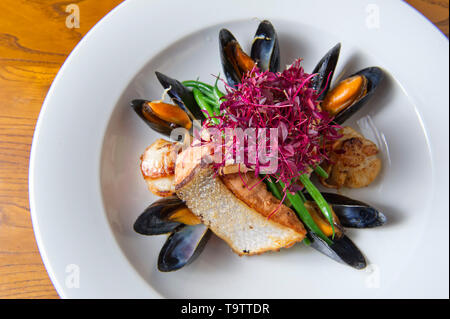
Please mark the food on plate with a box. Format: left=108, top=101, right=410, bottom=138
left=131, top=20, right=387, bottom=272
left=140, top=139, right=180, bottom=197
left=175, top=146, right=307, bottom=255
left=319, top=127, right=382, bottom=189
left=220, top=20, right=279, bottom=87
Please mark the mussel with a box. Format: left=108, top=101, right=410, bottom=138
left=220, top=20, right=281, bottom=87
left=134, top=197, right=200, bottom=235
left=308, top=231, right=367, bottom=269
left=131, top=72, right=206, bottom=138
left=131, top=99, right=192, bottom=138
left=321, top=193, right=386, bottom=228
left=219, top=29, right=256, bottom=88
left=303, top=199, right=365, bottom=269
left=304, top=201, right=344, bottom=238
left=302, top=192, right=386, bottom=268
left=311, top=44, right=384, bottom=125
left=329, top=67, right=384, bottom=125
left=158, top=223, right=211, bottom=272
left=250, top=20, right=280, bottom=72
left=134, top=197, right=210, bottom=272
left=304, top=192, right=386, bottom=228
left=155, top=72, right=205, bottom=120
left=322, top=74, right=368, bottom=116
left=311, top=43, right=341, bottom=100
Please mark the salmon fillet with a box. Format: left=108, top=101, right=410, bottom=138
left=174, top=146, right=307, bottom=256
left=220, top=173, right=306, bottom=236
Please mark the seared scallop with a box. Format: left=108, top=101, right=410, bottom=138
left=140, top=139, right=181, bottom=197
left=320, top=127, right=381, bottom=189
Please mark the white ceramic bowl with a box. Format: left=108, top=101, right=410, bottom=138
left=29, top=0, right=449, bottom=298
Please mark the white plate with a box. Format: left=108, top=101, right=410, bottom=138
left=29, top=0, right=449, bottom=298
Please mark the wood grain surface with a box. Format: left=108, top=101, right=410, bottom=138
left=0, top=0, right=123, bottom=299
left=0, top=0, right=448, bottom=299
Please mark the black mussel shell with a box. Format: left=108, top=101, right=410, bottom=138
left=158, top=224, right=211, bottom=272
left=219, top=28, right=243, bottom=88
left=333, top=67, right=384, bottom=125
left=131, top=99, right=184, bottom=138
left=134, top=197, right=186, bottom=236
left=155, top=71, right=205, bottom=120
left=319, top=193, right=386, bottom=228
left=250, top=20, right=280, bottom=73
left=308, top=232, right=366, bottom=269
left=311, top=43, right=341, bottom=100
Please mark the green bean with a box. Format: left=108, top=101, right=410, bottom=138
left=298, top=191, right=307, bottom=203
left=196, top=87, right=217, bottom=102
left=183, top=81, right=212, bottom=90
left=192, top=88, right=219, bottom=124
left=266, top=178, right=283, bottom=200
left=213, top=104, right=221, bottom=116
left=183, top=80, right=225, bottom=117
left=278, top=181, right=333, bottom=245
left=313, top=165, right=329, bottom=179
left=198, top=90, right=221, bottom=117
left=299, top=174, right=335, bottom=238
left=213, top=88, right=224, bottom=115
left=183, top=81, right=217, bottom=99
left=202, top=95, right=218, bottom=106
left=184, top=80, right=225, bottom=103
left=182, top=80, right=215, bottom=91
left=214, top=86, right=225, bottom=100
left=213, top=77, right=225, bottom=102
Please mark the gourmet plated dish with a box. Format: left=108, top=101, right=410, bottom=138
left=131, top=20, right=387, bottom=272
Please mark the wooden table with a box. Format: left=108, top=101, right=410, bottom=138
left=0, top=0, right=448, bottom=299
